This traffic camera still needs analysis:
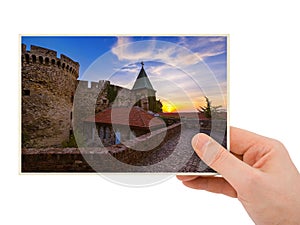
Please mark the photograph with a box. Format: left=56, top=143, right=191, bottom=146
left=21, top=35, right=228, bottom=173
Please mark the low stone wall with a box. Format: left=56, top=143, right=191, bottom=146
left=111, top=123, right=181, bottom=166
left=23, top=148, right=99, bottom=172
left=22, top=123, right=181, bottom=172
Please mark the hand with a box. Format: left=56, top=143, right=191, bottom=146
left=177, top=127, right=300, bottom=225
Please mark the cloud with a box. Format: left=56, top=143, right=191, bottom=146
left=117, top=63, right=140, bottom=74
left=179, top=36, right=226, bottom=59
left=110, top=36, right=227, bottom=73
left=147, top=64, right=171, bottom=75
left=111, top=37, right=156, bottom=62
left=111, top=37, right=196, bottom=67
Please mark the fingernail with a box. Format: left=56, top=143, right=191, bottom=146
left=191, top=133, right=211, bottom=157
left=192, top=133, right=223, bottom=167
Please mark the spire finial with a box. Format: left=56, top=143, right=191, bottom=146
left=141, top=61, right=144, bottom=67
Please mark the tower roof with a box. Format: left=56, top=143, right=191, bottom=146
left=132, top=62, right=155, bottom=91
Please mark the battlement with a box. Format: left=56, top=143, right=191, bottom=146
left=30, top=45, right=57, bottom=58
left=76, top=80, right=111, bottom=90
left=76, top=80, right=132, bottom=93
left=22, top=44, right=79, bottom=78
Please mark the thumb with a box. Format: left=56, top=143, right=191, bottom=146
left=192, top=133, right=253, bottom=188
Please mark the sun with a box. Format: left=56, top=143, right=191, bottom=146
left=162, top=102, right=177, bottom=113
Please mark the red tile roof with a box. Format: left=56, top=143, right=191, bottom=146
left=85, top=106, right=165, bottom=129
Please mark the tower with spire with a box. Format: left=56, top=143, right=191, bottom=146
left=132, top=62, right=157, bottom=111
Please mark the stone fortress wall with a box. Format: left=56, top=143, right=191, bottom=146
left=73, top=76, right=140, bottom=142
left=22, top=44, right=79, bottom=147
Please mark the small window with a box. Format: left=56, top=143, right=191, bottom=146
left=45, top=57, right=49, bottom=65
left=22, top=90, right=30, bottom=96
left=25, top=54, right=30, bottom=63
left=51, top=59, right=55, bottom=65
left=39, top=56, right=43, bottom=64
left=57, top=61, right=61, bottom=68
left=32, top=55, right=36, bottom=63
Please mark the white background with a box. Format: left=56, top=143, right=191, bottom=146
left=1, top=1, right=300, bottom=224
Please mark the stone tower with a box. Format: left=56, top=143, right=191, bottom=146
left=21, top=44, right=79, bottom=147
left=132, top=62, right=157, bottom=111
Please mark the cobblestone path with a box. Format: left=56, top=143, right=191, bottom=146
left=130, top=128, right=216, bottom=173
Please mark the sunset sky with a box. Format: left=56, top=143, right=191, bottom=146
left=22, top=36, right=227, bottom=112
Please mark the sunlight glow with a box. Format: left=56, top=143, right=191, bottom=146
left=162, top=101, right=177, bottom=113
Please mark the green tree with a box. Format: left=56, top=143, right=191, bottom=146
left=197, top=96, right=222, bottom=118
left=198, top=96, right=212, bottom=118
left=154, top=99, right=163, bottom=113
left=107, top=85, right=118, bottom=103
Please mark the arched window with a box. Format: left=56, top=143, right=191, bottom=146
left=57, top=61, right=61, bottom=68
left=25, top=54, right=29, bottom=63
left=39, top=56, right=43, bottom=64
left=66, top=65, right=69, bottom=70
left=62, top=63, right=65, bottom=69
left=45, top=57, right=49, bottom=65
left=70, top=67, right=72, bottom=72
left=51, top=59, right=55, bottom=65
left=32, top=55, right=36, bottom=63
